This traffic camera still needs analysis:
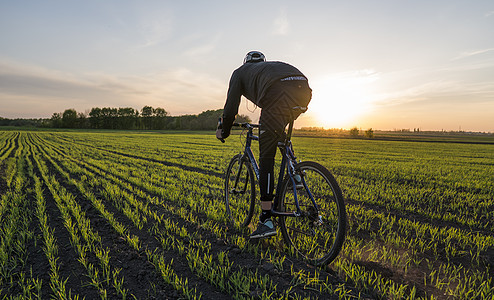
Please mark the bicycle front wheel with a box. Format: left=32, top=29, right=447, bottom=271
left=224, top=154, right=256, bottom=229
left=279, top=161, right=346, bottom=266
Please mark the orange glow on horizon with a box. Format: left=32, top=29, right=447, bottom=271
left=305, top=70, right=380, bottom=129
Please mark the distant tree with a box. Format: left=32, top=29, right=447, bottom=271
left=365, top=128, right=374, bottom=138
left=47, top=106, right=249, bottom=131
left=154, top=107, right=168, bottom=117
left=349, top=127, right=359, bottom=137
left=153, top=107, right=168, bottom=129
left=62, top=109, right=77, bottom=128
left=118, top=107, right=138, bottom=129
left=193, top=109, right=220, bottom=130
left=141, top=106, right=153, bottom=117
left=40, top=118, right=52, bottom=128
left=101, top=107, right=118, bottom=129
left=174, top=116, right=182, bottom=129
left=0, top=117, right=44, bottom=127
left=77, top=112, right=89, bottom=128
left=141, top=106, right=154, bottom=129
left=89, top=107, right=102, bottom=128
left=50, top=112, right=62, bottom=128
left=235, top=114, right=252, bottom=124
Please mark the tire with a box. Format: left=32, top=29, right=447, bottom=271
left=279, top=161, right=346, bottom=265
left=224, top=154, right=256, bottom=229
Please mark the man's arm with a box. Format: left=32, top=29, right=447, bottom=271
left=221, top=70, right=242, bottom=138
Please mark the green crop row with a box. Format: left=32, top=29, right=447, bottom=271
left=28, top=132, right=204, bottom=299
left=33, top=131, right=494, bottom=300
left=30, top=132, right=361, bottom=299
left=1, top=130, right=492, bottom=299
left=29, top=134, right=398, bottom=295
left=28, top=133, right=305, bottom=298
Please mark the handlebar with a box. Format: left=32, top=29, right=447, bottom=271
left=217, top=118, right=260, bottom=143
left=232, top=123, right=260, bottom=129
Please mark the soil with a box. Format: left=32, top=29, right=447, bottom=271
left=3, top=132, right=487, bottom=299
left=11, top=149, right=366, bottom=299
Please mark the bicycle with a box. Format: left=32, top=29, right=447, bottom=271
left=222, top=119, right=346, bottom=266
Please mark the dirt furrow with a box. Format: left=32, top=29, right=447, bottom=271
left=39, top=133, right=363, bottom=298
left=28, top=151, right=100, bottom=299
left=37, top=137, right=234, bottom=299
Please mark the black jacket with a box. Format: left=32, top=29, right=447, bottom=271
left=222, top=61, right=306, bottom=135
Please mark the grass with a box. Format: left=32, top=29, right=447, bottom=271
left=0, top=129, right=492, bottom=299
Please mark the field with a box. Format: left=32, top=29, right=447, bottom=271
left=0, top=129, right=493, bottom=299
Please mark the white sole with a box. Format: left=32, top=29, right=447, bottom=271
left=249, top=231, right=277, bottom=239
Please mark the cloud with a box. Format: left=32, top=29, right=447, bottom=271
left=138, top=17, right=173, bottom=48
left=453, top=48, right=494, bottom=60
left=143, top=68, right=226, bottom=114
left=136, top=6, right=174, bottom=49
left=272, top=9, right=289, bottom=35
left=107, top=3, right=174, bottom=50
left=183, top=33, right=222, bottom=58
left=485, top=11, right=494, bottom=17
left=0, top=61, right=141, bottom=118
left=0, top=59, right=226, bottom=118
left=0, top=60, right=117, bottom=101
left=375, top=78, right=494, bottom=108
left=375, top=80, right=452, bottom=106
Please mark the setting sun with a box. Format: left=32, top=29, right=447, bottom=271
left=307, top=70, right=380, bottom=129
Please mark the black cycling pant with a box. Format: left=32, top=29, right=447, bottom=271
left=258, top=79, right=311, bottom=204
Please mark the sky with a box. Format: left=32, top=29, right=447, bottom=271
left=1, top=0, right=493, bottom=132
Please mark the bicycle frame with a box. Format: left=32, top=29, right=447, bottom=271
left=233, top=121, right=319, bottom=218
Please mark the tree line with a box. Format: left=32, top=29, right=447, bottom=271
left=0, top=106, right=251, bottom=130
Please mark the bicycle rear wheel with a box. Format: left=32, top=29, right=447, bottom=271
left=224, top=154, right=256, bottom=228
left=279, top=161, right=346, bottom=265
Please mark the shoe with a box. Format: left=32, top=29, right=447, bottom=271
left=250, top=219, right=277, bottom=239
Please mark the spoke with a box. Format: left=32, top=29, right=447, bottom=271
left=286, top=225, right=313, bottom=237
left=280, top=162, right=346, bottom=265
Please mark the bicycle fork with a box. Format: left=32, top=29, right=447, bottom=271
left=281, top=142, right=320, bottom=218
left=231, top=158, right=249, bottom=195
left=289, top=165, right=324, bottom=234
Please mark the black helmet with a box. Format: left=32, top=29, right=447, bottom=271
left=244, top=51, right=266, bottom=64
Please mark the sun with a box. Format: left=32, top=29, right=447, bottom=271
left=307, top=71, right=379, bottom=129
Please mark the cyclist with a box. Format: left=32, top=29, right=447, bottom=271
left=217, top=51, right=312, bottom=239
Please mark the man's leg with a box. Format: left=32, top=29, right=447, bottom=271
left=249, top=112, right=283, bottom=239
left=258, top=81, right=311, bottom=211
left=250, top=80, right=311, bottom=239
left=258, top=126, right=279, bottom=222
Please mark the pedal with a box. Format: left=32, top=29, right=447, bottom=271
left=313, top=215, right=323, bottom=226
